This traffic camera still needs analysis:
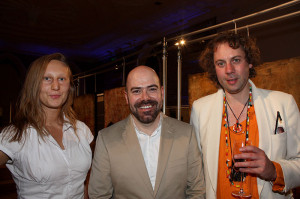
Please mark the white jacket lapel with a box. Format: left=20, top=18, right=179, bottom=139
left=249, top=80, right=272, bottom=195
left=206, top=89, right=224, bottom=193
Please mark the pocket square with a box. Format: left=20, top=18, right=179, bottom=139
left=276, top=127, right=285, bottom=134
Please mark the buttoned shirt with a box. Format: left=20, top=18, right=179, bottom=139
left=132, top=114, right=162, bottom=189
left=0, top=120, right=93, bottom=199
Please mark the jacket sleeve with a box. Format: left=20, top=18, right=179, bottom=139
left=186, top=127, right=206, bottom=199
left=88, top=132, right=113, bottom=199
left=277, top=94, right=300, bottom=192
left=190, top=102, right=202, bottom=152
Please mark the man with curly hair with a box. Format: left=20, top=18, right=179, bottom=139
left=190, top=31, right=300, bottom=199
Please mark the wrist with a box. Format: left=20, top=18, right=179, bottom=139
left=269, top=173, right=276, bottom=187
left=269, top=175, right=277, bottom=182
left=269, top=162, right=277, bottom=182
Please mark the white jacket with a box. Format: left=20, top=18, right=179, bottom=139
left=190, top=80, right=300, bottom=199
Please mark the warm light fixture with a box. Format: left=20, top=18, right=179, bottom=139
left=175, top=39, right=185, bottom=46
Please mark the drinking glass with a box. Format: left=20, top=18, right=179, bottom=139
left=231, top=139, right=252, bottom=198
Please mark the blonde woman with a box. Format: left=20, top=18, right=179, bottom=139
left=0, top=53, right=93, bottom=198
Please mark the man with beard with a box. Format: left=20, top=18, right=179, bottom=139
left=89, top=65, right=205, bottom=199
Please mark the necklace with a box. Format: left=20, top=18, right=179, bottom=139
left=223, top=86, right=252, bottom=186
left=226, top=98, right=249, bottom=133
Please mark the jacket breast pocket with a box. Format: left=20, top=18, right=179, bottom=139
left=271, top=132, right=287, bottom=159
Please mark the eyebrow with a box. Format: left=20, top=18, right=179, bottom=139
left=215, top=55, right=243, bottom=62
left=231, top=55, right=243, bottom=59
left=130, top=84, right=158, bottom=91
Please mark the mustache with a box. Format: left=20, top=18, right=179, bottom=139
left=134, top=100, right=158, bottom=108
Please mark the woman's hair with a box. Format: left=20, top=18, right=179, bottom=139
left=3, top=53, right=77, bottom=142
left=200, top=31, right=261, bottom=87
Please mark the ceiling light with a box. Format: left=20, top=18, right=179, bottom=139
left=175, top=39, right=185, bottom=46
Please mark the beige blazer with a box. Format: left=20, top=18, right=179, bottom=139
left=89, top=114, right=205, bottom=199
left=190, top=80, right=300, bottom=199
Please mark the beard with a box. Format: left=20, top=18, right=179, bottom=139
left=130, top=99, right=161, bottom=124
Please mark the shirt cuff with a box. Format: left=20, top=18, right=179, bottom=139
left=271, top=161, right=285, bottom=192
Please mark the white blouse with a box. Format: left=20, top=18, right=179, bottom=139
left=0, top=120, right=93, bottom=199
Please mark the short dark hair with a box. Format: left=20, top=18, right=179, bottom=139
left=200, top=31, right=261, bottom=87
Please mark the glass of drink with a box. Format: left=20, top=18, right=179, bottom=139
left=231, top=139, right=252, bottom=198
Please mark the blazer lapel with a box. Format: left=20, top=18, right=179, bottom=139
left=122, top=116, right=154, bottom=195
left=206, top=89, right=224, bottom=193
left=249, top=80, right=271, bottom=195
left=154, top=115, right=174, bottom=196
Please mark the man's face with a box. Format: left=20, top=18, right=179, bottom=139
left=125, top=67, right=163, bottom=124
left=214, top=42, right=252, bottom=94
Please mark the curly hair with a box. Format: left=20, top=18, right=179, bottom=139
left=200, top=31, right=261, bottom=87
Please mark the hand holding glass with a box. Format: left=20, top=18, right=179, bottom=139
left=231, top=139, right=252, bottom=198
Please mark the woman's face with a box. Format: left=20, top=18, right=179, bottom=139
left=39, top=60, right=70, bottom=112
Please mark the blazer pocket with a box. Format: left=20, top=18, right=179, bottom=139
left=271, top=133, right=287, bottom=159
left=167, top=157, right=187, bottom=169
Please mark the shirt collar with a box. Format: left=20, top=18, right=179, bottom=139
left=131, top=113, right=163, bottom=136
left=62, top=115, right=74, bottom=132
left=27, top=114, right=73, bottom=132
